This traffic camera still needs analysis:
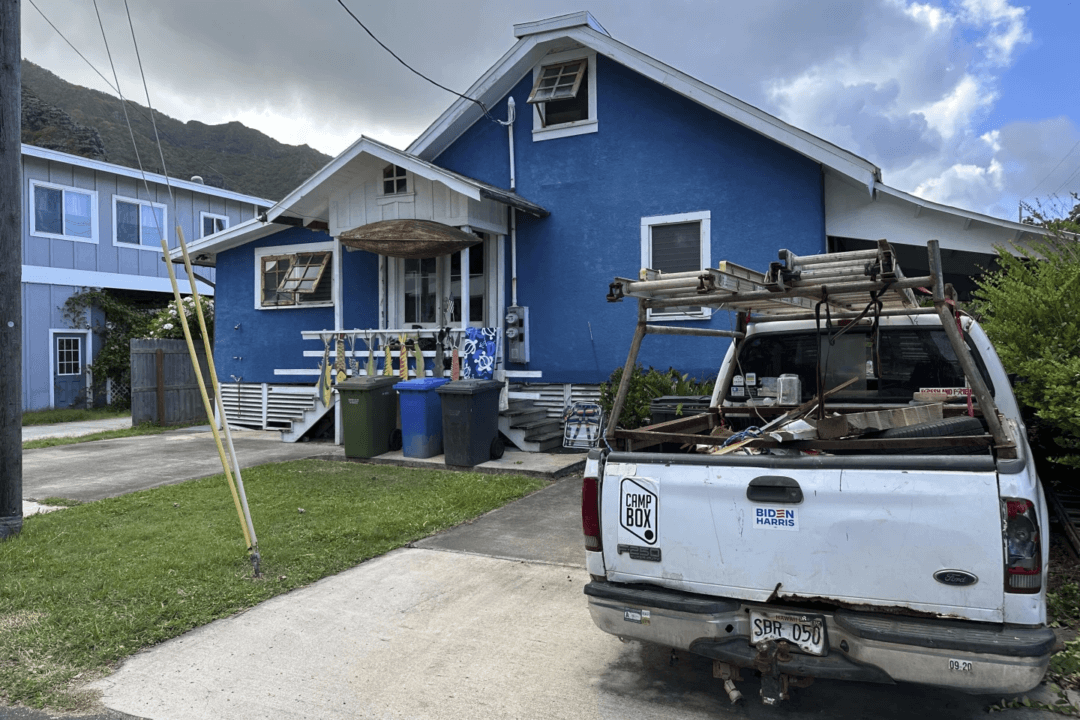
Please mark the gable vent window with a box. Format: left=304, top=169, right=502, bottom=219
left=382, top=165, right=408, bottom=195
left=528, top=60, right=588, bottom=127
left=641, top=211, right=712, bottom=321
left=530, top=51, right=598, bottom=140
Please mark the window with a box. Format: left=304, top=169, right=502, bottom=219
left=113, top=196, right=167, bottom=250
left=530, top=50, right=598, bottom=140
left=201, top=212, right=229, bottom=238
left=404, top=257, right=438, bottom=324
left=56, top=336, right=82, bottom=375
left=382, top=165, right=408, bottom=196
left=254, top=243, right=334, bottom=309
left=30, top=181, right=97, bottom=242
left=641, top=211, right=712, bottom=320
left=450, top=235, right=486, bottom=324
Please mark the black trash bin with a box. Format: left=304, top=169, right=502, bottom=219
left=435, top=379, right=505, bottom=466
left=648, top=395, right=713, bottom=452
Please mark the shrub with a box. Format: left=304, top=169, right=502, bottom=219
left=971, top=213, right=1080, bottom=469
left=599, top=365, right=715, bottom=430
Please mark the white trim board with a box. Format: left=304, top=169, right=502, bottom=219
left=22, top=265, right=214, bottom=296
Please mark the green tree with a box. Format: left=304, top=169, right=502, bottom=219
left=972, top=198, right=1080, bottom=468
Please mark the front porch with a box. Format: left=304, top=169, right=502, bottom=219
left=216, top=327, right=601, bottom=452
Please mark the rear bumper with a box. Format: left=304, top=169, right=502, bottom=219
left=585, top=581, right=1054, bottom=694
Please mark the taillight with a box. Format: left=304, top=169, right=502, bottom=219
left=582, top=476, right=602, bottom=551
left=1003, top=498, right=1041, bottom=594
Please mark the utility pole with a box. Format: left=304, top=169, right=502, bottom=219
left=0, top=0, right=23, bottom=540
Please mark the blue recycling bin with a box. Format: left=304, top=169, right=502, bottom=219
left=393, top=377, right=450, bottom=458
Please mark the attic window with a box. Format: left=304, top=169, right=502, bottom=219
left=528, top=60, right=588, bottom=127
left=382, top=165, right=408, bottom=195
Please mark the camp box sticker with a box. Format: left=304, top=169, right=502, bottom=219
left=754, top=506, right=799, bottom=531
left=619, top=477, right=658, bottom=545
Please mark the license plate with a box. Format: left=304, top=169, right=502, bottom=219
left=749, top=610, right=826, bottom=656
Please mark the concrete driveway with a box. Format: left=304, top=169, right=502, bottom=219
left=86, top=478, right=1059, bottom=720
left=22, top=428, right=342, bottom=503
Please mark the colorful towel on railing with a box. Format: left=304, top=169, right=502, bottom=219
left=460, top=327, right=498, bottom=380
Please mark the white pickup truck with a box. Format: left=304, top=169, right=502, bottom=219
left=584, top=242, right=1054, bottom=704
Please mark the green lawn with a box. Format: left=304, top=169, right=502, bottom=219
left=0, top=460, right=546, bottom=710
left=20, top=407, right=130, bottom=427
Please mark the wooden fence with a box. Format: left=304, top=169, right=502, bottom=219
left=130, top=339, right=212, bottom=426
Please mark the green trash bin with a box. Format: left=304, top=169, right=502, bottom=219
left=338, top=376, right=401, bottom=459
left=436, top=379, right=505, bottom=466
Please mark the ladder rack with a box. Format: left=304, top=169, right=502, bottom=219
left=602, top=239, right=1015, bottom=458
left=607, top=239, right=925, bottom=318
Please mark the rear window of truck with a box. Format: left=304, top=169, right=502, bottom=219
left=729, top=327, right=993, bottom=404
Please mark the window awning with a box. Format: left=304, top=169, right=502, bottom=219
left=338, top=219, right=483, bottom=259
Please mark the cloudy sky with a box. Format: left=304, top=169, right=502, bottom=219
left=20, top=0, right=1080, bottom=221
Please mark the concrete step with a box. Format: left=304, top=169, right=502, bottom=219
left=502, top=407, right=548, bottom=427
left=524, top=424, right=564, bottom=443
left=514, top=417, right=561, bottom=433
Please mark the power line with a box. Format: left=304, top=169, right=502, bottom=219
left=1021, top=137, right=1080, bottom=200
left=333, top=0, right=500, bottom=124
left=25, top=0, right=252, bottom=195
left=122, top=0, right=174, bottom=205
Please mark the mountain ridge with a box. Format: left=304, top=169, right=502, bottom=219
left=20, top=61, right=332, bottom=201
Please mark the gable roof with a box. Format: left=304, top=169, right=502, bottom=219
left=171, top=135, right=547, bottom=263
left=407, top=11, right=882, bottom=192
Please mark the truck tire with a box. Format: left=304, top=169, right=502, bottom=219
left=871, top=415, right=988, bottom=454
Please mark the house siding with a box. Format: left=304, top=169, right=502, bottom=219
left=214, top=228, right=380, bottom=385
left=19, top=147, right=267, bottom=409
left=433, top=56, right=827, bottom=383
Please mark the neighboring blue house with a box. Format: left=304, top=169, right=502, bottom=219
left=176, top=11, right=1047, bottom=450
left=20, top=144, right=272, bottom=410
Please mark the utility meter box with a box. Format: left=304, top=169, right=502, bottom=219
left=505, top=305, right=530, bottom=364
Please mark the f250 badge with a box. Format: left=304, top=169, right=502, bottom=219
left=620, top=477, right=658, bottom=545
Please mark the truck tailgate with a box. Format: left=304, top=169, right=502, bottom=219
left=601, top=459, right=1005, bottom=622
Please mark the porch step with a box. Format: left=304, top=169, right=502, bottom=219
left=280, top=394, right=336, bottom=443
left=499, top=399, right=564, bottom=453
left=502, top=405, right=549, bottom=428
left=524, top=423, right=564, bottom=444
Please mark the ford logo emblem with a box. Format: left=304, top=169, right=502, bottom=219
left=934, top=570, right=978, bottom=586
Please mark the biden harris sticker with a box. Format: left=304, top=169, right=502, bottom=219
left=753, top=506, right=799, bottom=531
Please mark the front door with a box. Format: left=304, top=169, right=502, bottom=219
left=54, top=334, right=86, bottom=408
left=397, top=233, right=490, bottom=329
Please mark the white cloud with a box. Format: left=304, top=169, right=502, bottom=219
left=918, top=74, right=993, bottom=140
left=762, top=0, right=1046, bottom=217
left=959, top=0, right=1031, bottom=65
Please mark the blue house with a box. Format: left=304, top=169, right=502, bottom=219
left=176, top=12, right=1046, bottom=450
left=19, top=144, right=271, bottom=410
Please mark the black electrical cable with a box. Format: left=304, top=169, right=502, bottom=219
left=333, top=0, right=499, bottom=124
